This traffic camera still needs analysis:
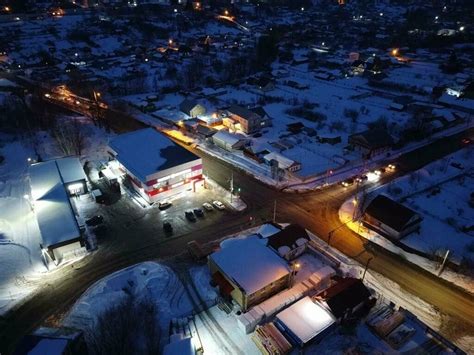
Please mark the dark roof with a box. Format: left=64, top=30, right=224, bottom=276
left=256, top=77, right=273, bottom=88
left=364, top=195, right=419, bottom=232
left=251, top=106, right=269, bottom=118
left=267, top=224, right=310, bottom=251
left=319, top=278, right=371, bottom=318
left=179, top=99, right=200, bottom=114
left=349, top=128, right=394, bottom=150
left=228, top=104, right=259, bottom=121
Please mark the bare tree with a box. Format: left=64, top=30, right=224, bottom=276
left=51, top=118, right=86, bottom=156
left=85, top=293, right=160, bottom=355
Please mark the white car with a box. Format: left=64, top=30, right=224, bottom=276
left=202, top=202, right=213, bottom=211
left=212, top=200, right=225, bottom=210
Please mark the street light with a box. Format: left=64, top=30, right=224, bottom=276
left=290, top=262, right=300, bottom=287
left=224, top=10, right=229, bottom=16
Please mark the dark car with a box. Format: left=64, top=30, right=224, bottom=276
left=355, top=175, right=368, bottom=183
left=185, top=211, right=196, bottom=222
left=341, top=178, right=354, bottom=187
left=193, top=208, right=204, bottom=218
left=158, top=201, right=172, bottom=210
left=86, top=215, right=104, bottom=226
left=163, top=221, right=173, bottom=234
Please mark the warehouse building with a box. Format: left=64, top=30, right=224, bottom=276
left=29, top=160, right=85, bottom=264
left=108, top=128, right=203, bottom=204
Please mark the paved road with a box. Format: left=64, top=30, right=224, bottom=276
left=0, top=121, right=473, bottom=352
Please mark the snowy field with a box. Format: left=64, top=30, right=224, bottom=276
left=339, top=146, right=474, bottom=293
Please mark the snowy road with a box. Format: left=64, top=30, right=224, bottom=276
left=1, top=127, right=473, bottom=353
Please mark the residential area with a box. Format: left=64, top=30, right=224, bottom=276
left=0, top=0, right=473, bottom=354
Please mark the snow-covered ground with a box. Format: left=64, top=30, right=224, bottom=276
left=0, top=135, right=46, bottom=314
left=59, top=223, right=471, bottom=353
left=339, top=147, right=474, bottom=294
left=0, top=117, right=115, bottom=315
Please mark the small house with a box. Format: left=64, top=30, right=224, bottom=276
left=362, top=195, right=422, bottom=240
left=208, top=235, right=291, bottom=311
left=318, top=278, right=372, bottom=319
left=348, top=129, right=394, bottom=158
left=179, top=99, right=206, bottom=118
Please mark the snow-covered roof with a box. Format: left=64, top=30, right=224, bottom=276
left=263, top=152, right=297, bottom=169
left=257, top=223, right=282, bottom=238
left=276, top=296, right=336, bottom=344
left=29, top=161, right=80, bottom=248
left=56, top=157, right=87, bottom=184
left=212, top=130, right=244, bottom=146
left=109, top=128, right=200, bottom=181
left=210, top=235, right=290, bottom=295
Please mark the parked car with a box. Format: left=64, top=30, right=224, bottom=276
left=185, top=211, right=196, bottom=222
left=461, top=138, right=471, bottom=145
left=163, top=221, right=173, bottom=234
left=341, top=178, right=354, bottom=187
left=193, top=208, right=204, bottom=217
left=158, top=201, right=172, bottom=210
left=202, top=202, right=213, bottom=211
left=86, top=215, right=104, bottom=226
left=212, top=200, right=225, bottom=210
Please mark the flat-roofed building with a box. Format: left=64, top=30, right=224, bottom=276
left=29, top=161, right=84, bottom=264
left=108, top=128, right=203, bottom=204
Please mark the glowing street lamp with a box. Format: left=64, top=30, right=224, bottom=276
left=4, top=6, right=10, bottom=12
left=224, top=10, right=229, bottom=16
left=459, top=26, right=465, bottom=31
left=391, top=48, right=399, bottom=56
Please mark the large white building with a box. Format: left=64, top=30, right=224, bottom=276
left=108, top=128, right=203, bottom=204
left=29, top=159, right=86, bottom=264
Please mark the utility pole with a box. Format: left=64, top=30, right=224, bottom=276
left=438, top=250, right=450, bottom=276
left=362, top=257, right=373, bottom=281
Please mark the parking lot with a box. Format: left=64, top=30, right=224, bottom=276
left=74, top=174, right=241, bottom=255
